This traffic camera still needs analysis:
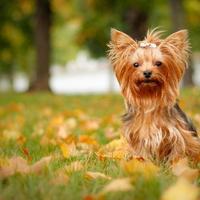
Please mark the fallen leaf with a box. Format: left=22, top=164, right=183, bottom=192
left=21, top=147, right=32, bottom=161
left=85, top=171, right=111, bottom=180
left=121, top=159, right=159, bottom=179
left=100, top=178, right=133, bottom=194
left=30, top=156, right=52, bottom=174
left=96, top=138, right=130, bottom=160
left=172, top=158, right=199, bottom=182
left=79, top=135, right=98, bottom=147
left=104, top=127, right=120, bottom=140
left=81, top=119, right=100, bottom=131
left=41, top=107, right=52, bottom=117
left=161, top=178, right=199, bottom=200
left=60, top=142, right=78, bottom=158
left=0, top=157, right=29, bottom=178
left=56, top=118, right=77, bottom=140
left=2, top=129, right=21, bottom=140
left=65, top=118, right=77, bottom=129
left=0, top=156, right=52, bottom=178
left=83, top=195, right=95, bottom=200
left=17, top=135, right=26, bottom=145
left=50, top=115, right=64, bottom=127
left=50, top=170, right=69, bottom=185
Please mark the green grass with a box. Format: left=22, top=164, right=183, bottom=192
left=0, top=89, right=200, bottom=200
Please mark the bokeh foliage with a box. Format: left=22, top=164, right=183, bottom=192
left=0, top=0, right=200, bottom=73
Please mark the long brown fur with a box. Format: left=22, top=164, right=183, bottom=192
left=108, top=28, right=200, bottom=163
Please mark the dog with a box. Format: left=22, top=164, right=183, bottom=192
left=108, top=28, right=200, bottom=164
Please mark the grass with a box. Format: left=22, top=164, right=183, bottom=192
left=0, top=88, right=200, bottom=200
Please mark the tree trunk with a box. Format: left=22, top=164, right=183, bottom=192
left=169, top=0, right=194, bottom=87
left=123, top=8, right=148, bottom=41
left=29, top=0, right=51, bottom=91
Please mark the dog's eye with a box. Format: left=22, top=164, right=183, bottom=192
left=133, top=62, right=140, bottom=68
left=155, top=61, right=162, bottom=67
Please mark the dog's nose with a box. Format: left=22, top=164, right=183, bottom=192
left=143, top=70, right=152, bottom=78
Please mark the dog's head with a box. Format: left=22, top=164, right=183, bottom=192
left=108, top=28, right=190, bottom=107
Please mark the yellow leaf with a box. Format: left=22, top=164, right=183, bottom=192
left=96, top=138, right=130, bottom=160
left=100, top=178, right=133, bottom=194
left=65, top=118, right=77, bottom=129
left=60, top=142, right=77, bottom=158
left=172, top=158, right=199, bottom=182
left=49, top=115, right=64, bottom=128
left=121, top=159, right=159, bottom=179
left=3, top=129, right=21, bottom=140
left=161, top=178, right=199, bottom=200
left=85, top=171, right=111, bottom=180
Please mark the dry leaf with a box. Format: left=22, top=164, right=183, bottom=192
left=85, top=171, right=111, bottom=180
left=161, top=178, right=199, bottom=200
left=121, top=159, right=159, bottom=178
left=81, top=119, right=100, bottom=131
left=60, top=142, right=78, bottom=158
left=57, top=125, right=69, bottom=139
left=100, top=178, right=133, bottom=194
left=65, top=118, right=77, bottom=129
left=0, top=156, right=52, bottom=178
left=96, top=138, right=130, bottom=160
left=83, top=195, right=96, bottom=200
left=172, top=158, right=199, bottom=182
left=3, top=129, right=21, bottom=140
left=50, top=115, right=64, bottom=127
left=17, top=135, right=26, bottom=145
left=56, top=118, right=77, bottom=139
left=0, top=157, right=29, bottom=178
left=30, top=156, right=52, bottom=174
left=50, top=169, right=69, bottom=185
left=79, top=135, right=98, bottom=147
left=104, top=127, right=120, bottom=140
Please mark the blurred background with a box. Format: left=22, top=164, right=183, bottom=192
left=0, top=0, right=200, bottom=94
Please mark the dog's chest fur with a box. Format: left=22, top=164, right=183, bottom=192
left=122, top=103, right=197, bottom=162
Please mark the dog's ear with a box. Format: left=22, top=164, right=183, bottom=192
left=160, top=30, right=190, bottom=54
left=159, top=30, right=190, bottom=68
left=110, top=28, right=137, bottom=49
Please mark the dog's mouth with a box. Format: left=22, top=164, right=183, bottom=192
left=137, top=79, right=160, bottom=86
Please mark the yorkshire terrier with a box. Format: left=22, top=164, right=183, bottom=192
left=108, top=28, right=200, bottom=163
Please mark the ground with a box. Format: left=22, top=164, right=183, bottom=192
left=0, top=89, right=200, bottom=200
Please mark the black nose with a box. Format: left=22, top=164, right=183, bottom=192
left=143, top=70, right=152, bottom=78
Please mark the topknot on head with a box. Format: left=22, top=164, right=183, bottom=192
left=143, top=27, right=164, bottom=46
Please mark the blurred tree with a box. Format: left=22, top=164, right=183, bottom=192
left=51, top=0, right=80, bottom=65
left=71, top=0, right=153, bottom=58
left=0, top=0, right=34, bottom=89
left=29, top=0, right=51, bottom=91
left=169, top=0, right=194, bottom=86
left=1, top=0, right=200, bottom=92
